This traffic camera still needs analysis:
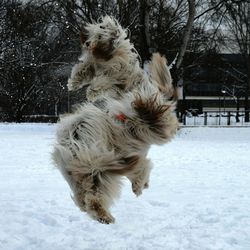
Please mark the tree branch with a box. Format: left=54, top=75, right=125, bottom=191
left=175, top=0, right=196, bottom=69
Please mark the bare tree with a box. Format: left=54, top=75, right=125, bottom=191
left=200, top=0, right=250, bottom=122
left=165, top=0, right=196, bottom=121
left=175, top=0, right=196, bottom=71
left=223, top=1, right=250, bottom=122
left=0, top=0, right=70, bottom=121
left=139, top=0, right=151, bottom=61
left=6, top=0, right=247, bottom=123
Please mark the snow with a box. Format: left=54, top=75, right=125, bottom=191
left=0, top=123, right=250, bottom=250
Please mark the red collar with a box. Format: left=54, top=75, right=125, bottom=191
left=115, top=113, right=126, bottom=122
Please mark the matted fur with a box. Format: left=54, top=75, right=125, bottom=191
left=149, top=53, right=174, bottom=99
left=53, top=51, right=178, bottom=224
left=67, top=16, right=144, bottom=102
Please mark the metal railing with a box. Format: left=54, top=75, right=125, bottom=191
left=181, top=110, right=250, bottom=126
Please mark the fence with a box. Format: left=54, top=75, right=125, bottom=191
left=1, top=111, right=250, bottom=126
left=182, top=110, right=250, bottom=126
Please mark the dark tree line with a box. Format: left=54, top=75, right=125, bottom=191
left=0, top=0, right=249, bottom=122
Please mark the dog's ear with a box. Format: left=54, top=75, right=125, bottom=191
left=79, top=27, right=88, bottom=44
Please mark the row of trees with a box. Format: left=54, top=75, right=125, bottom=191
left=0, top=0, right=249, bottom=122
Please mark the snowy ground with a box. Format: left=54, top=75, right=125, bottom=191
left=0, top=123, right=250, bottom=250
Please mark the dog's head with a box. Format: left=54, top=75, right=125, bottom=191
left=80, top=16, right=130, bottom=61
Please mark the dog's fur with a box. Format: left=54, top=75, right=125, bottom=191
left=67, top=16, right=145, bottom=101
left=53, top=53, right=178, bottom=224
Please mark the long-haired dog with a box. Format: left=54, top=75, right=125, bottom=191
left=52, top=53, right=178, bottom=224
left=67, top=16, right=144, bottom=101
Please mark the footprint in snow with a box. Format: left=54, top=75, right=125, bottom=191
left=197, top=213, right=220, bottom=224
left=68, top=215, right=80, bottom=222
left=41, top=214, right=59, bottom=226
left=22, top=211, right=59, bottom=226
left=148, top=200, right=169, bottom=207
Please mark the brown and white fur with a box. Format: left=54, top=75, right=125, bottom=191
left=67, top=16, right=144, bottom=102
left=52, top=53, right=178, bottom=224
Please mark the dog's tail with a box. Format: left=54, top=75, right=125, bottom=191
left=149, top=53, right=176, bottom=100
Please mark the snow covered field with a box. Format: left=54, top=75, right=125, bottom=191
left=0, top=123, right=250, bottom=250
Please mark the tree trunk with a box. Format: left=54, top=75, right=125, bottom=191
left=171, top=0, right=196, bottom=120
left=244, top=81, right=250, bottom=122
left=236, top=96, right=240, bottom=123
left=139, top=0, right=151, bottom=63
left=175, top=0, right=196, bottom=71
left=171, top=0, right=196, bottom=89
left=245, top=55, right=250, bottom=122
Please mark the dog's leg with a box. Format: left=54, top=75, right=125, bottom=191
left=126, top=157, right=152, bottom=196
left=83, top=174, right=115, bottom=224
left=85, top=194, right=115, bottom=224
left=63, top=171, right=87, bottom=212
left=67, top=62, right=95, bottom=91
left=69, top=173, right=114, bottom=223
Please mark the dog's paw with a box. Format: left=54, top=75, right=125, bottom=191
left=132, top=181, right=149, bottom=196
left=132, top=182, right=143, bottom=196
left=67, top=80, right=79, bottom=91
left=97, top=214, right=115, bottom=224
left=67, top=80, right=74, bottom=91
left=144, top=182, right=149, bottom=189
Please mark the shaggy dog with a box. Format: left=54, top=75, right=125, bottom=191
left=52, top=52, right=178, bottom=224
left=67, top=16, right=145, bottom=101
